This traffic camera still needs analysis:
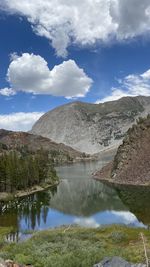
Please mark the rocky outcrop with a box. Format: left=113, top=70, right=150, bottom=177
left=31, top=96, right=150, bottom=154
left=94, top=116, right=150, bottom=185
left=0, top=129, right=87, bottom=163
left=93, top=257, right=146, bottom=267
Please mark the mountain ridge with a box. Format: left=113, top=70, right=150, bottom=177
left=0, top=129, right=87, bottom=163
left=31, top=96, right=150, bottom=154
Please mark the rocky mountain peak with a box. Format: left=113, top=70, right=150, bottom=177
left=31, top=96, right=150, bottom=154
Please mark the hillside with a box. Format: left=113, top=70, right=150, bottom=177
left=31, top=96, right=150, bottom=154
left=0, top=129, right=87, bottom=163
left=94, top=115, right=150, bottom=185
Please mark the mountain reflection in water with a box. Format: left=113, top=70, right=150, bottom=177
left=115, top=184, right=150, bottom=226
left=0, top=158, right=148, bottom=239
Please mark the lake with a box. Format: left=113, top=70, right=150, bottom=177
left=0, top=156, right=150, bottom=241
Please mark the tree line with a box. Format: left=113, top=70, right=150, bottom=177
left=0, top=149, right=58, bottom=193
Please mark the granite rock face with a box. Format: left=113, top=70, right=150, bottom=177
left=31, top=96, right=150, bottom=154
left=93, top=257, right=146, bottom=267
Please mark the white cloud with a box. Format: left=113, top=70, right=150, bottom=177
left=1, top=0, right=150, bottom=57
left=74, top=217, right=99, bottom=228
left=111, top=211, right=137, bottom=224
left=0, top=112, right=44, bottom=131
left=0, top=87, right=16, bottom=96
left=111, top=0, right=150, bottom=39
left=7, top=53, right=92, bottom=98
left=96, top=68, right=150, bottom=103
left=111, top=211, right=145, bottom=227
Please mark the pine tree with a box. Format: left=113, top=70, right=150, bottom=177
left=0, top=148, right=57, bottom=193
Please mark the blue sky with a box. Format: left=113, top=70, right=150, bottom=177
left=0, top=0, right=150, bottom=131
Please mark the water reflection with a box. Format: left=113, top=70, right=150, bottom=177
left=0, top=188, right=56, bottom=231
left=115, top=184, right=150, bottom=226
left=51, top=159, right=126, bottom=216
left=50, top=176, right=126, bottom=216
left=0, top=159, right=149, bottom=236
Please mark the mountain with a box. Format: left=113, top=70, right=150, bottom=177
left=94, top=115, right=150, bottom=185
left=31, top=96, right=150, bottom=154
left=0, top=129, right=87, bottom=163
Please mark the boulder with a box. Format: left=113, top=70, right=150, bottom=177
left=0, top=258, right=6, bottom=267
left=93, top=257, right=146, bottom=267
left=0, top=260, right=33, bottom=267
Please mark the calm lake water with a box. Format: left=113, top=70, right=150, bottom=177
left=0, top=156, right=150, bottom=240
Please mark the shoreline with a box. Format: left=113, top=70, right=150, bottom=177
left=93, top=162, right=150, bottom=187
left=55, top=155, right=99, bottom=166
left=0, top=157, right=100, bottom=202
left=94, top=175, right=150, bottom=187
left=0, top=181, right=59, bottom=201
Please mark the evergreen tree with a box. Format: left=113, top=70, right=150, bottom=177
left=0, top=149, right=58, bottom=193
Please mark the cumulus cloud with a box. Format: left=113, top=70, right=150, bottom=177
left=0, top=87, right=16, bottom=96
left=7, top=53, right=92, bottom=98
left=1, top=0, right=150, bottom=56
left=96, top=68, right=150, bottom=103
left=111, top=0, right=150, bottom=39
left=0, top=112, right=44, bottom=131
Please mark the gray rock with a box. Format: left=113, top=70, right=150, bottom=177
left=0, top=258, right=6, bottom=267
left=93, top=257, right=146, bottom=267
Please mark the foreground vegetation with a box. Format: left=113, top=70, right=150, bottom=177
left=0, top=225, right=150, bottom=267
left=0, top=148, right=58, bottom=194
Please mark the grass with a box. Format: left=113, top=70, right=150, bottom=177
left=0, top=227, right=13, bottom=250
left=0, top=225, right=150, bottom=267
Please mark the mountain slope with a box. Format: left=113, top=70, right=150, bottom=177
left=31, top=96, right=150, bottom=154
left=94, top=115, right=150, bottom=185
left=0, top=129, right=86, bottom=163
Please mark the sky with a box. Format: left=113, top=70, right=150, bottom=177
left=0, top=0, right=150, bottom=131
